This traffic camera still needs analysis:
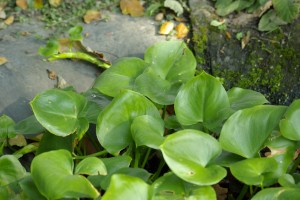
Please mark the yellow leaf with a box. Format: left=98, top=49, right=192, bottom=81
left=9, top=135, right=27, bottom=147
left=241, top=31, right=251, bottom=49
left=83, top=10, right=101, bottom=24
left=16, top=0, right=28, bottom=10
left=49, top=0, right=61, bottom=7
left=120, top=0, right=144, bottom=17
left=33, top=0, right=43, bottom=9
left=4, top=15, right=14, bottom=25
left=159, top=21, right=174, bottom=35
left=175, top=23, right=189, bottom=39
left=0, top=56, right=8, bottom=65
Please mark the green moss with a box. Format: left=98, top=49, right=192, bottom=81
left=192, top=26, right=208, bottom=65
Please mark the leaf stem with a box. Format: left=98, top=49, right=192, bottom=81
left=236, top=184, right=248, bottom=200
left=134, top=148, right=141, bottom=168
left=151, top=159, right=165, bottom=181
left=73, top=149, right=108, bottom=159
left=48, top=52, right=111, bottom=69
left=289, top=153, right=300, bottom=173
left=161, top=105, right=167, bottom=119
left=141, top=148, right=152, bottom=168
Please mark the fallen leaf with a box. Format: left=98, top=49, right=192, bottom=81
left=0, top=9, right=6, bottom=19
left=0, top=56, right=8, bottom=65
left=56, top=75, right=68, bottom=88
left=241, top=31, right=251, bottom=49
left=49, top=0, right=61, bottom=7
left=20, top=31, right=29, bottom=36
left=46, top=69, right=57, bottom=80
left=120, top=0, right=144, bottom=17
left=16, top=0, right=28, bottom=10
left=155, top=13, right=164, bottom=21
left=225, top=31, right=231, bottom=40
left=33, top=0, right=43, bottom=9
left=175, top=22, right=188, bottom=38
left=9, top=135, right=27, bottom=147
left=83, top=10, right=101, bottom=24
left=159, top=21, right=174, bottom=35
left=174, top=16, right=187, bottom=22
left=4, top=16, right=14, bottom=25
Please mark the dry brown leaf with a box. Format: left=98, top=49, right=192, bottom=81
left=56, top=75, right=68, bottom=88
left=83, top=10, right=101, bottom=24
left=4, top=16, right=14, bottom=25
left=241, top=31, right=251, bottom=49
left=159, top=21, right=174, bottom=35
left=120, top=0, right=144, bottom=17
left=49, top=0, right=61, bottom=7
left=175, top=23, right=189, bottom=39
left=225, top=31, right=231, bottom=40
left=213, top=184, right=228, bottom=200
left=155, top=13, right=164, bottom=21
left=46, top=69, right=57, bottom=80
left=16, top=0, right=28, bottom=10
left=0, top=56, right=8, bottom=65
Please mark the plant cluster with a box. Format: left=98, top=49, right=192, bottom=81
left=213, top=0, right=300, bottom=31
left=1, top=40, right=300, bottom=199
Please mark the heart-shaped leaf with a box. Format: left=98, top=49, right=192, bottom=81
left=160, top=129, right=226, bottom=185
left=38, top=40, right=59, bottom=57
left=174, top=72, right=230, bottom=130
left=75, top=157, right=107, bottom=176
left=252, top=187, right=300, bottom=200
left=96, top=90, right=160, bottom=154
left=220, top=105, right=286, bottom=158
left=0, top=115, right=16, bottom=139
left=30, top=89, right=88, bottom=137
left=135, top=41, right=196, bottom=105
left=102, top=174, right=149, bottom=200
left=272, top=0, right=298, bottom=23
left=68, top=25, right=83, bottom=41
left=151, top=172, right=216, bottom=199
left=31, top=149, right=99, bottom=199
left=131, top=115, right=165, bottom=149
left=14, top=115, right=45, bottom=135
left=0, top=155, right=28, bottom=186
left=258, top=10, right=287, bottom=32
left=280, top=100, right=300, bottom=140
left=93, top=57, right=146, bottom=97
left=230, top=157, right=278, bottom=186
left=227, top=87, right=269, bottom=111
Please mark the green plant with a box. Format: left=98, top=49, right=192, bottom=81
left=1, top=40, right=300, bottom=199
left=213, top=0, right=300, bottom=31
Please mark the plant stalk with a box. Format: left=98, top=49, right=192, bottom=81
left=236, top=184, right=248, bottom=200
left=73, top=149, right=108, bottom=159
left=48, top=52, right=111, bottom=69
left=141, top=148, right=152, bottom=168
left=289, top=153, right=300, bottom=173
left=151, top=159, right=165, bottom=181
left=134, top=148, right=141, bottom=168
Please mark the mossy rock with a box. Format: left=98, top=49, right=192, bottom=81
left=190, top=0, right=300, bottom=105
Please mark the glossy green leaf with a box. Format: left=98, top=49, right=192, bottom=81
left=96, top=90, right=160, bottom=154
left=252, top=187, right=300, bottom=200
left=230, top=157, right=278, bottom=186
left=99, top=167, right=151, bottom=190
left=38, top=40, right=59, bottom=57
left=278, top=174, right=296, bottom=188
left=272, top=0, right=298, bottom=23
left=258, top=10, right=287, bottom=32
left=131, top=115, right=165, bottom=149
left=280, top=100, right=300, bottom=140
left=93, top=57, right=146, bottom=97
left=151, top=172, right=216, bottom=200
left=68, top=25, right=83, bottom=41
left=19, top=175, right=46, bottom=200
left=227, top=87, right=269, bottom=111
left=82, top=89, right=112, bottom=123
left=101, top=156, right=132, bottom=174
left=220, top=105, right=286, bottom=158
left=212, top=151, right=244, bottom=167
left=37, top=132, right=73, bottom=155
left=30, top=89, right=88, bottom=137
left=102, top=174, right=150, bottom=200
left=31, top=149, right=99, bottom=199
left=174, top=72, right=230, bottom=130
left=0, top=115, right=16, bottom=139
left=0, top=155, right=28, bottom=186
left=135, top=41, right=196, bottom=105
left=160, top=129, right=226, bottom=185
left=14, top=115, right=45, bottom=135
left=75, top=157, right=107, bottom=176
